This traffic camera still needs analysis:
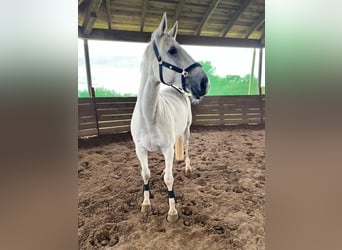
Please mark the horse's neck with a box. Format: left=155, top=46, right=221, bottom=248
left=137, top=77, right=160, bottom=123
left=137, top=48, right=161, bottom=123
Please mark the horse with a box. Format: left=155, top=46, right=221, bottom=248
left=130, top=13, right=209, bottom=222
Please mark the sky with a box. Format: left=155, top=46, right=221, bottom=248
left=78, top=39, right=265, bottom=94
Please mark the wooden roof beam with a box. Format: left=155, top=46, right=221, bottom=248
left=140, top=0, right=149, bottom=32
left=244, top=13, right=265, bottom=39
left=195, top=0, right=221, bottom=36
left=105, top=0, right=112, bottom=30
left=82, top=0, right=103, bottom=35
left=78, top=27, right=264, bottom=48
left=221, top=0, right=253, bottom=37
left=170, top=0, right=186, bottom=28
left=83, top=12, right=97, bottom=35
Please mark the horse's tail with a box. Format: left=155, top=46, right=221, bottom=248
left=175, top=136, right=184, bottom=161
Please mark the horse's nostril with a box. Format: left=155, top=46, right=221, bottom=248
left=200, top=77, right=208, bottom=91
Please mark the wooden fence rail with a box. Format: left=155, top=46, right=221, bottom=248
left=78, top=95, right=265, bottom=137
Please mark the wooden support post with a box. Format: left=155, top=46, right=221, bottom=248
left=83, top=39, right=99, bottom=135
left=257, top=48, right=264, bottom=124
left=258, top=48, right=263, bottom=96
left=248, top=48, right=256, bottom=95
left=90, top=87, right=100, bottom=136
left=83, top=39, right=93, bottom=98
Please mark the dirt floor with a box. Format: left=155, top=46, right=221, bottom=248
left=78, top=125, right=265, bottom=250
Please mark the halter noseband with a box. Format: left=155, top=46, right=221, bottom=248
left=152, top=40, right=201, bottom=94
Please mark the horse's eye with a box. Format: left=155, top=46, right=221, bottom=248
left=168, top=46, right=177, bottom=55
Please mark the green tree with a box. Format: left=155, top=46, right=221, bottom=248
left=200, top=61, right=216, bottom=75
left=199, top=60, right=259, bottom=96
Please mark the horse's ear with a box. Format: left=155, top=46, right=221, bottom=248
left=168, top=21, right=178, bottom=40
left=153, top=12, right=167, bottom=39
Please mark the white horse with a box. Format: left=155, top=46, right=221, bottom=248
left=130, top=13, right=209, bottom=222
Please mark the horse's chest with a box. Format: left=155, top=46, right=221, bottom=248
left=138, top=131, right=165, bottom=151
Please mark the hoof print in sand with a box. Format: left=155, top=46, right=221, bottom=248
left=78, top=127, right=265, bottom=249
left=209, top=225, right=225, bottom=235
left=183, top=218, right=193, bottom=226
left=181, top=206, right=193, bottom=216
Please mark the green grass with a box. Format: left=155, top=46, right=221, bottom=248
left=78, top=87, right=135, bottom=98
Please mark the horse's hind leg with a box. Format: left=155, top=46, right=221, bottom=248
left=162, top=146, right=178, bottom=222
left=184, top=126, right=192, bottom=173
left=135, top=146, right=151, bottom=213
left=175, top=136, right=184, bottom=161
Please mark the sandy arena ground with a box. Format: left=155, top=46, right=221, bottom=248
left=78, top=125, right=265, bottom=249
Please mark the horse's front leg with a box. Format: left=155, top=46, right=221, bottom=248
left=184, top=126, right=192, bottom=174
left=162, top=146, right=178, bottom=222
left=135, top=146, right=151, bottom=213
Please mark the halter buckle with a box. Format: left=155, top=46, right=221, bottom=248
left=182, top=70, right=188, bottom=78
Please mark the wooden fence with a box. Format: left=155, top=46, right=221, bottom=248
left=78, top=95, right=265, bottom=137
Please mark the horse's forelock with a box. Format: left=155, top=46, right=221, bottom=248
left=151, top=31, right=175, bottom=44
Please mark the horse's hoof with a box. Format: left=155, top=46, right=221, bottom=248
left=185, top=168, right=192, bottom=177
left=166, top=213, right=179, bottom=223
left=141, top=204, right=151, bottom=213
left=185, top=165, right=192, bottom=174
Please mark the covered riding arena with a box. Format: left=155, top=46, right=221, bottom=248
left=78, top=1, right=265, bottom=249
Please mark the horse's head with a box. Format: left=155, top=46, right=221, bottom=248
left=150, top=13, right=209, bottom=100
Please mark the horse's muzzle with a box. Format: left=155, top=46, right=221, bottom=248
left=190, top=74, right=209, bottom=99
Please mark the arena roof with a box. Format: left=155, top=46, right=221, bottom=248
left=78, top=0, right=265, bottom=48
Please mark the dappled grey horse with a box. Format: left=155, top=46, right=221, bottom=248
left=130, top=13, right=209, bottom=222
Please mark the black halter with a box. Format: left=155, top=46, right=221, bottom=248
left=152, top=40, right=202, bottom=94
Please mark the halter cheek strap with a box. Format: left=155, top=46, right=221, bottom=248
left=152, top=41, right=201, bottom=94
